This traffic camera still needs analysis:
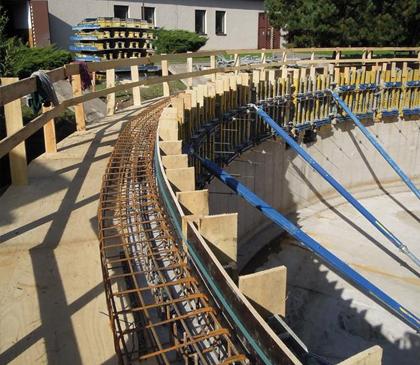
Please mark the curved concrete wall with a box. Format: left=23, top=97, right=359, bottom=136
left=208, top=118, right=420, bottom=269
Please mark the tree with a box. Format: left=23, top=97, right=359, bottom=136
left=0, top=7, right=71, bottom=78
left=265, top=0, right=419, bottom=47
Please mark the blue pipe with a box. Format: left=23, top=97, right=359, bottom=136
left=252, top=106, right=420, bottom=268
left=329, top=90, right=420, bottom=200
left=196, top=155, right=420, bottom=332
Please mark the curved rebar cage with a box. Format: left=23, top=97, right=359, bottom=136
left=98, top=100, right=248, bottom=365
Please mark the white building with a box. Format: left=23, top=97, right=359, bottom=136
left=4, top=0, right=282, bottom=51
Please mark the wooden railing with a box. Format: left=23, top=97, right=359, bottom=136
left=0, top=47, right=419, bottom=186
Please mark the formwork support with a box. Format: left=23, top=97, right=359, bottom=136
left=161, top=154, right=188, bottom=169
left=338, top=345, right=382, bottom=365
left=159, top=140, right=182, bottom=155
left=166, top=167, right=195, bottom=192
left=239, top=266, right=287, bottom=317
left=176, top=190, right=209, bottom=216
left=198, top=213, right=238, bottom=267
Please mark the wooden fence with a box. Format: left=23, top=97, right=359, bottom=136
left=0, top=47, right=419, bottom=186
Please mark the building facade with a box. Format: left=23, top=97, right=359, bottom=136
left=4, top=0, right=283, bottom=51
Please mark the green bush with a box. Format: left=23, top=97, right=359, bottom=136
left=3, top=44, right=72, bottom=79
left=153, top=29, right=207, bottom=54
left=0, top=7, right=72, bottom=78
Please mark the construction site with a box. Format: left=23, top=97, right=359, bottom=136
left=0, top=46, right=419, bottom=365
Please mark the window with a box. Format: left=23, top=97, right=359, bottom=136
left=195, top=10, right=206, bottom=34
left=143, top=7, right=155, bottom=25
left=215, top=11, right=226, bottom=35
left=114, top=5, right=129, bottom=19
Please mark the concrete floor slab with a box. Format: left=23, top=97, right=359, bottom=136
left=0, top=105, right=149, bottom=364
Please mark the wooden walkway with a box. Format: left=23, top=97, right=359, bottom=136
left=0, top=106, right=146, bottom=364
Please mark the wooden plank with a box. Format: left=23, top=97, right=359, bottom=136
left=0, top=67, right=65, bottom=106
left=1, top=56, right=418, bottom=109
left=338, top=346, right=382, bottom=365
left=71, top=73, right=86, bottom=130
left=1, top=48, right=419, bottom=106
left=260, top=49, right=267, bottom=64
left=239, top=266, right=287, bottom=317
left=199, top=213, right=238, bottom=266
left=1, top=56, right=419, bottom=159
left=161, top=56, right=170, bottom=97
left=91, top=71, right=96, bottom=92
left=106, top=68, right=116, bottom=116
left=401, top=62, right=409, bottom=113
left=186, top=222, right=300, bottom=364
left=187, top=52, right=193, bottom=89
left=0, top=77, right=36, bottom=106
left=42, top=105, right=57, bottom=153
left=1, top=77, right=28, bottom=185
left=210, top=55, right=216, bottom=82
left=234, top=53, right=240, bottom=75
left=130, top=64, right=142, bottom=107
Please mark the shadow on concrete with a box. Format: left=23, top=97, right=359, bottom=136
left=347, top=130, right=420, bottom=224
left=288, top=161, right=419, bottom=278
left=0, top=281, right=106, bottom=364
left=244, top=234, right=420, bottom=364
left=0, top=108, right=140, bottom=364
left=211, top=108, right=420, bottom=364
left=0, top=111, right=135, bottom=230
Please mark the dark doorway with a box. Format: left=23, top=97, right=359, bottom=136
left=1, top=0, right=31, bottom=44
left=258, top=12, right=280, bottom=49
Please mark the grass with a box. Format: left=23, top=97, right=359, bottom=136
left=95, top=79, right=186, bottom=103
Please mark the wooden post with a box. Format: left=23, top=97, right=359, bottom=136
left=187, top=51, right=193, bottom=89
left=281, top=51, right=288, bottom=79
left=260, top=48, right=267, bottom=64
left=210, top=55, right=216, bottom=82
left=335, top=49, right=341, bottom=63
left=42, top=105, right=57, bottom=153
left=91, top=71, right=96, bottom=92
left=234, top=53, right=240, bottom=75
left=106, top=68, right=116, bottom=116
left=1, top=77, right=28, bottom=185
left=161, top=55, right=170, bottom=97
left=71, top=73, right=86, bottom=130
left=130, top=64, right=142, bottom=107
left=310, top=52, right=316, bottom=80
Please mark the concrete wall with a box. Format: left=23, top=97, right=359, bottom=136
left=208, top=119, right=420, bottom=268
left=47, top=0, right=264, bottom=50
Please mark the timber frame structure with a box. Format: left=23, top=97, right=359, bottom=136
left=1, top=47, right=419, bottom=364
